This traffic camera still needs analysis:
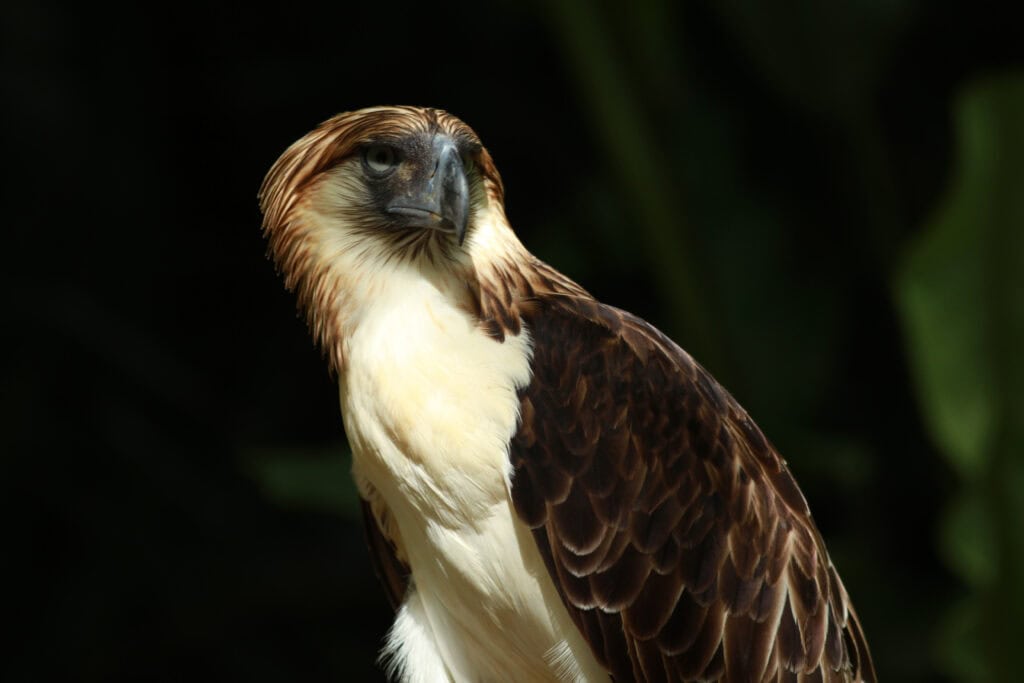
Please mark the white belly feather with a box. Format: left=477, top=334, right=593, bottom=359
left=338, top=271, right=606, bottom=683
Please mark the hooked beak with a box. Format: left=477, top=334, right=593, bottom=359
left=385, top=137, right=469, bottom=245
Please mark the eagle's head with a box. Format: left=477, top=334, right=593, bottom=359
left=259, top=106, right=523, bottom=370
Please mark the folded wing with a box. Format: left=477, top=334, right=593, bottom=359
left=510, top=295, right=875, bottom=682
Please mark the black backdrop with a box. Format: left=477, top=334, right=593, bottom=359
left=5, top=1, right=1022, bottom=681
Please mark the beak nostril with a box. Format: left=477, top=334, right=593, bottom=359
left=384, top=137, right=468, bottom=245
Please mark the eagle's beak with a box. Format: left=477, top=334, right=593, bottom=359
left=386, top=138, right=469, bottom=245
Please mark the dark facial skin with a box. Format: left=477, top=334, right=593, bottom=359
left=359, top=133, right=474, bottom=245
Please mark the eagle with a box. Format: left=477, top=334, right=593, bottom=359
left=259, top=106, right=875, bottom=683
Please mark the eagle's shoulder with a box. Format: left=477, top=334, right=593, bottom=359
left=510, top=293, right=876, bottom=682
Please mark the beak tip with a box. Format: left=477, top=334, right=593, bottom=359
left=388, top=137, right=471, bottom=247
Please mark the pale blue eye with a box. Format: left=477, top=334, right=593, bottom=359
left=363, top=145, right=398, bottom=175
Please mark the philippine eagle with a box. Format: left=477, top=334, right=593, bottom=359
left=259, top=106, right=875, bottom=683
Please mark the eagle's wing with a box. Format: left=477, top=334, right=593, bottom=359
left=510, top=295, right=875, bottom=682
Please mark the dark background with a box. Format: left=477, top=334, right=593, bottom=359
left=4, top=1, right=1023, bottom=681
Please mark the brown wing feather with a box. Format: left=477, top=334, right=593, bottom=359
left=360, top=499, right=409, bottom=611
left=510, top=295, right=876, bottom=682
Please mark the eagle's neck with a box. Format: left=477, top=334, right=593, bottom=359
left=331, top=203, right=538, bottom=528
left=295, top=197, right=583, bottom=373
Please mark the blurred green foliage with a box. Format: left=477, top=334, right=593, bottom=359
left=896, top=75, right=1024, bottom=682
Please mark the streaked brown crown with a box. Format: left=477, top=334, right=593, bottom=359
left=258, top=106, right=505, bottom=249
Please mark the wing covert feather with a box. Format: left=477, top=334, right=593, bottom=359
left=509, top=296, right=875, bottom=682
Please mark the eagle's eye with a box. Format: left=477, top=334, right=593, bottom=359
left=362, top=144, right=399, bottom=177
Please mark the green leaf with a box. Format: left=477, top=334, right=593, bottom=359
left=895, top=73, right=1024, bottom=682
left=938, top=490, right=997, bottom=589
left=935, top=595, right=990, bottom=683
left=895, top=76, right=1024, bottom=479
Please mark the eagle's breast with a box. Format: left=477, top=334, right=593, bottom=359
left=340, top=264, right=530, bottom=517
left=337, top=263, right=606, bottom=682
